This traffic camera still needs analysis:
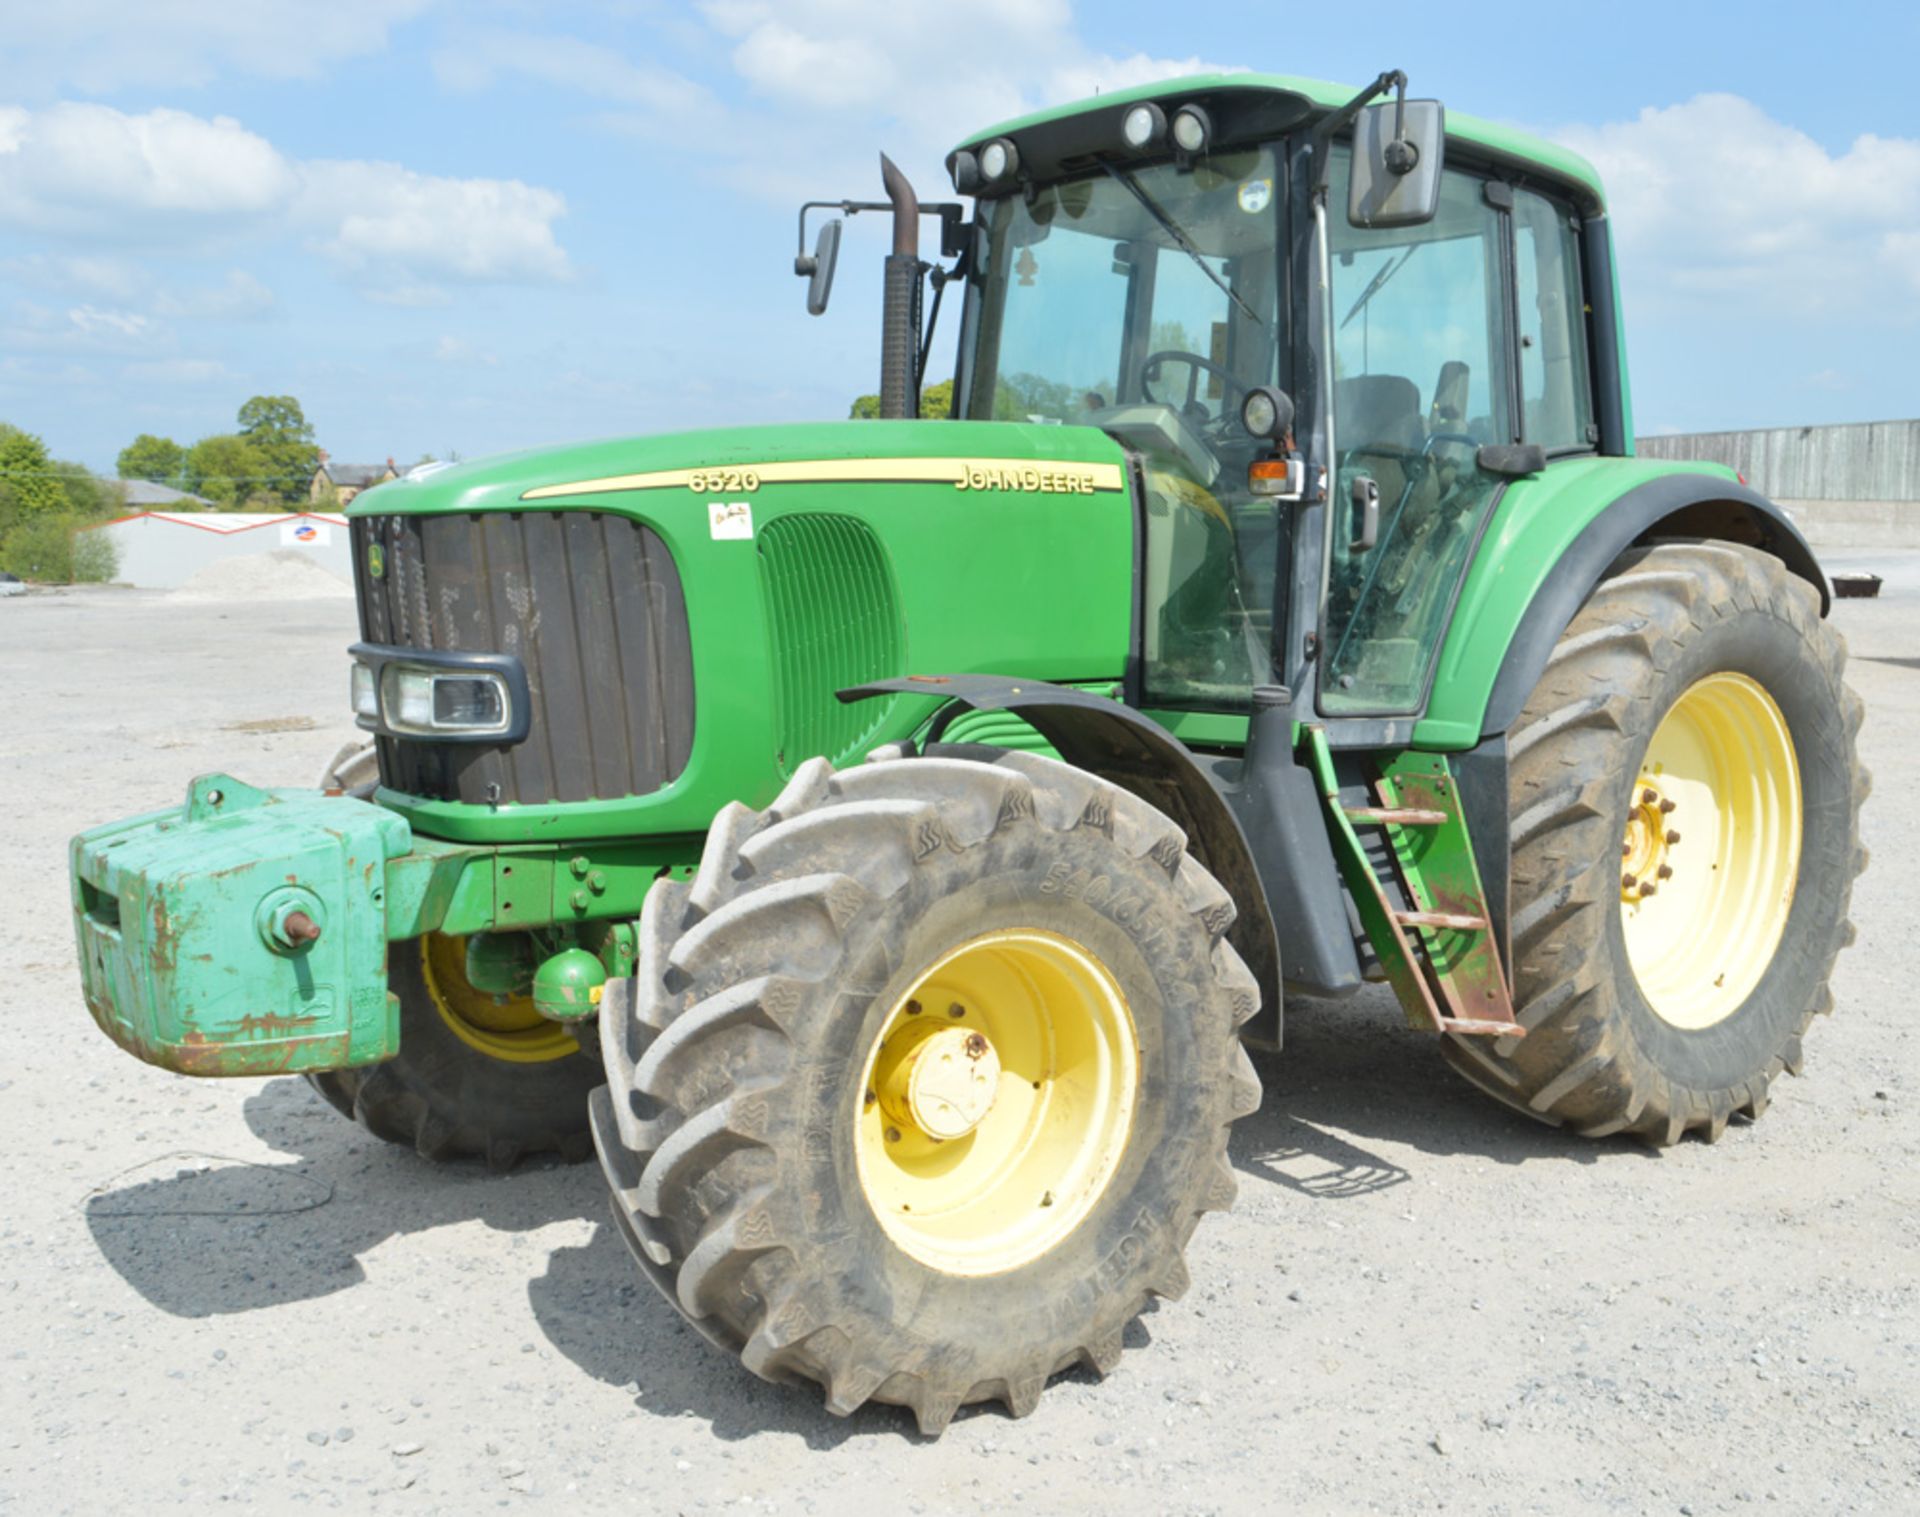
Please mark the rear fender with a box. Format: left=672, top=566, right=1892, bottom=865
left=1481, top=475, right=1828, bottom=739
left=1417, top=463, right=1829, bottom=750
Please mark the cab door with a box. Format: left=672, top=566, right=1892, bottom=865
left=1317, top=151, right=1515, bottom=716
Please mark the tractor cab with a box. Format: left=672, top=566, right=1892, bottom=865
left=807, top=72, right=1616, bottom=727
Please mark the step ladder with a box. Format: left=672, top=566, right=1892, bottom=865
left=1305, top=728, right=1524, bottom=1039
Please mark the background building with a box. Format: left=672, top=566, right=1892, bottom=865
left=1637, top=419, right=1920, bottom=547
left=88, top=511, right=351, bottom=588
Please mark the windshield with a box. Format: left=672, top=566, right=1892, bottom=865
left=961, top=149, right=1283, bottom=425
left=959, top=149, right=1288, bottom=711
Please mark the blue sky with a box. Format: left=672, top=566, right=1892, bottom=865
left=3, top=1, right=1917, bottom=472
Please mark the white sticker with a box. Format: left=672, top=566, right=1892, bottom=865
left=709, top=501, right=753, bottom=540
left=1237, top=178, right=1272, bottom=215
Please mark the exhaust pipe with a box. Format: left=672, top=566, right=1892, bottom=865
left=878, top=153, right=921, bottom=420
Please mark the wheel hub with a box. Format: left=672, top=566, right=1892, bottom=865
left=875, top=1022, right=1002, bottom=1141
left=1620, top=779, right=1680, bottom=901
left=1619, top=672, right=1803, bottom=1030
left=853, top=929, right=1139, bottom=1277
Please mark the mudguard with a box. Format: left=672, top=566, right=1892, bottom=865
left=1418, top=462, right=1829, bottom=749
left=841, top=675, right=1282, bottom=1025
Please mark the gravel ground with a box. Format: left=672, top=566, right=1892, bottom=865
left=2, top=564, right=1915, bottom=1515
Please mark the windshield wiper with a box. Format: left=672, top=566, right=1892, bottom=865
left=1339, top=243, right=1420, bottom=330
left=1100, top=162, right=1269, bottom=333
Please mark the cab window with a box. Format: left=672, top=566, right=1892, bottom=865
left=1321, top=150, right=1512, bottom=714
left=1513, top=187, right=1596, bottom=451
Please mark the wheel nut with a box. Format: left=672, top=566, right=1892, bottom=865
left=1666, top=829, right=1681, bottom=845
left=948, top=1003, right=966, bottom=1019
left=1659, top=798, right=1676, bottom=814
left=1656, top=864, right=1673, bottom=880
left=1640, top=882, right=1658, bottom=898
left=884, top=1126, right=902, bottom=1143
left=1642, top=787, right=1658, bottom=805
left=1622, top=873, right=1638, bottom=889
left=905, top=999, right=921, bottom=1016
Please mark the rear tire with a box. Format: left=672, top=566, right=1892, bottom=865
left=591, top=748, right=1261, bottom=1433
left=1444, top=541, right=1867, bottom=1143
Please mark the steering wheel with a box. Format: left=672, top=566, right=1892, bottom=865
left=1139, top=350, right=1248, bottom=434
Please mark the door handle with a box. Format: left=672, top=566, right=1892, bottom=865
left=1349, top=475, right=1380, bottom=552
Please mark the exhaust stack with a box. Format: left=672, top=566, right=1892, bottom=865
left=878, top=153, right=922, bottom=420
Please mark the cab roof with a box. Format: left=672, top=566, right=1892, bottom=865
left=954, top=72, right=1605, bottom=209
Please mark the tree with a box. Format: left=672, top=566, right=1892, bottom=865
left=183, top=433, right=272, bottom=509
left=0, top=424, right=66, bottom=522
left=235, top=395, right=318, bottom=508
left=237, top=395, right=314, bottom=446
left=117, top=434, right=186, bottom=487
left=849, top=378, right=955, bottom=419
left=0, top=513, right=118, bottom=583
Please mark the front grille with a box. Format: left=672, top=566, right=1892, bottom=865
left=756, top=513, right=903, bottom=773
left=352, top=511, right=694, bottom=805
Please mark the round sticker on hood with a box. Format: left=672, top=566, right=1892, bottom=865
left=1238, top=178, right=1273, bottom=214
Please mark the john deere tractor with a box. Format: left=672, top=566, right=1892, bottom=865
left=72, top=70, right=1865, bottom=1433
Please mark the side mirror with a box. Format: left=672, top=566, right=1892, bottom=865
left=795, top=217, right=843, bottom=316
left=1348, top=99, right=1445, bottom=229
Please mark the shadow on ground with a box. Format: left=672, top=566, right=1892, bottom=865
left=81, top=1075, right=604, bottom=1318
left=1230, top=982, right=1658, bottom=1198
left=82, top=983, right=1656, bottom=1443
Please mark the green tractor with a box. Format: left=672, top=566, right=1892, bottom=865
left=71, top=70, right=1866, bottom=1434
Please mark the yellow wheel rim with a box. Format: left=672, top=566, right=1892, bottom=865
left=1621, top=672, right=1802, bottom=1030
left=853, top=930, right=1139, bottom=1277
left=421, top=934, right=578, bottom=1064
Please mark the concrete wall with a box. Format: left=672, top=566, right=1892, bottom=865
left=93, top=513, right=352, bottom=589
left=1636, top=419, right=1920, bottom=547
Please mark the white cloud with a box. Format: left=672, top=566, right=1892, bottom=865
left=302, top=159, right=570, bottom=288
left=433, top=30, right=710, bottom=117
left=0, top=103, right=293, bottom=237
left=152, top=270, right=276, bottom=321
left=0, top=102, right=570, bottom=293
left=468, top=2, right=1238, bottom=207
left=68, top=305, right=151, bottom=339
left=0, top=2, right=431, bottom=93
left=0, top=251, right=146, bottom=299
left=121, top=357, right=230, bottom=384
left=1555, top=94, right=1920, bottom=317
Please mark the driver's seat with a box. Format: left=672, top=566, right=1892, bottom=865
left=1333, top=374, right=1422, bottom=452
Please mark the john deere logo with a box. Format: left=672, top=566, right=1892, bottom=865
left=367, top=543, right=385, bottom=578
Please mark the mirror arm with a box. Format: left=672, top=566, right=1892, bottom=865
left=795, top=200, right=967, bottom=273
left=1308, top=68, right=1410, bottom=207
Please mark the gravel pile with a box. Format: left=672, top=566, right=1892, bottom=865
left=171, top=549, right=353, bottom=602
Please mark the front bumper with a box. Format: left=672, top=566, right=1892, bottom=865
left=70, top=774, right=692, bottom=1077
left=72, top=776, right=411, bottom=1076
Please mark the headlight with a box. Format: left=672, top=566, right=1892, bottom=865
left=979, top=138, right=1019, bottom=182
left=1122, top=103, right=1166, bottom=150
left=1171, top=104, right=1211, bottom=154
left=1240, top=385, right=1294, bottom=441
left=378, top=665, right=513, bottom=737
left=350, top=661, right=378, bottom=720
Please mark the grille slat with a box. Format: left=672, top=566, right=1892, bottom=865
left=757, top=513, right=903, bottom=774
left=352, top=511, right=693, bottom=805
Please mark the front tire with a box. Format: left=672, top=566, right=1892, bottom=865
left=306, top=933, right=603, bottom=1170
left=591, top=748, right=1261, bottom=1434
left=1445, top=541, right=1867, bottom=1143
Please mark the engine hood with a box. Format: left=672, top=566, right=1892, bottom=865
left=346, top=419, right=1132, bottom=518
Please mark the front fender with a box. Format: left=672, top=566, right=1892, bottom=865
left=841, top=675, right=1281, bottom=1025
left=1415, top=458, right=1829, bottom=748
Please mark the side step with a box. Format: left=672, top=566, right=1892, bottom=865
left=1309, top=729, right=1524, bottom=1041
